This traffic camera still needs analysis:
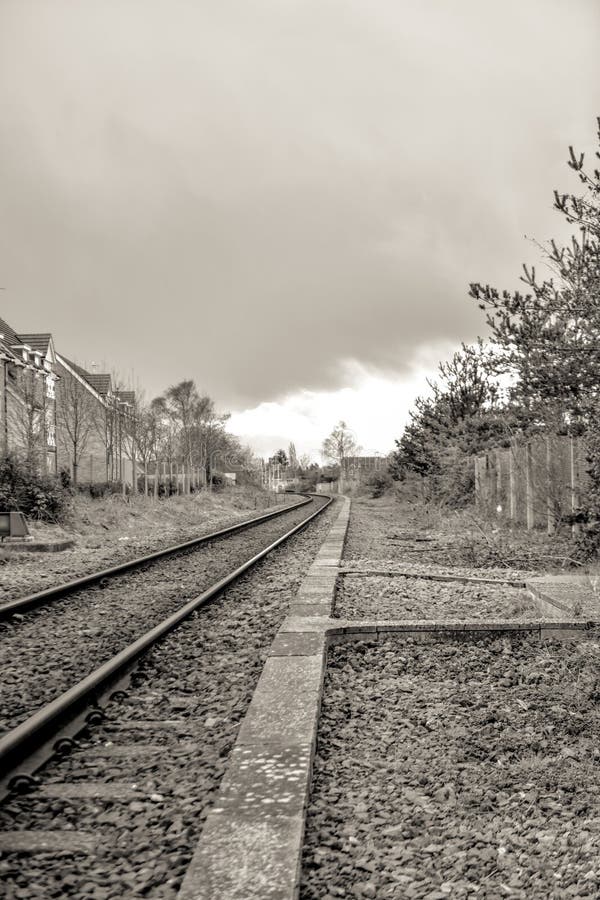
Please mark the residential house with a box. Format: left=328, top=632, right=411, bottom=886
left=0, top=316, right=136, bottom=485
left=0, top=317, right=58, bottom=473
left=53, top=356, right=137, bottom=486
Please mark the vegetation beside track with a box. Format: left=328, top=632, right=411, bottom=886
left=346, top=492, right=584, bottom=577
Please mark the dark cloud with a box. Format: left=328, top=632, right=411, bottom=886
left=1, top=0, right=599, bottom=411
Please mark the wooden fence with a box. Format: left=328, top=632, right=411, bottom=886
left=473, top=436, right=589, bottom=534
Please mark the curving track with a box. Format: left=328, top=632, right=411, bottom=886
left=0, top=494, right=332, bottom=802
left=0, top=494, right=311, bottom=619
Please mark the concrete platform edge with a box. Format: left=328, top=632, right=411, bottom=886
left=177, top=496, right=351, bottom=900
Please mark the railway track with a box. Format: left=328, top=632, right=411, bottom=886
left=0, top=495, right=322, bottom=740
left=0, top=494, right=332, bottom=805
left=0, top=493, right=311, bottom=620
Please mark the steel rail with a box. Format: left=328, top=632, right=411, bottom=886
left=0, top=494, right=312, bottom=620
left=0, top=494, right=332, bottom=799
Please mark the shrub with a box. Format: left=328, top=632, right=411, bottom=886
left=158, top=479, right=178, bottom=497
left=435, top=454, right=475, bottom=508
left=364, top=470, right=394, bottom=498
left=76, top=481, right=127, bottom=499
left=0, top=453, right=71, bottom=522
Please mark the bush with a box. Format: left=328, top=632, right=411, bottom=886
left=364, top=470, right=394, bottom=498
left=158, top=479, right=178, bottom=497
left=434, top=454, right=475, bottom=508
left=76, top=481, right=127, bottom=499
left=0, top=454, right=71, bottom=522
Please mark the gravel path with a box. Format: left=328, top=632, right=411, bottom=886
left=335, top=575, right=546, bottom=620
left=0, top=497, right=339, bottom=899
left=0, top=498, right=324, bottom=737
left=301, top=633, right=600, bottom=899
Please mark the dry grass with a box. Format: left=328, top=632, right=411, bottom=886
left=26, top=486, right=280, bottom=548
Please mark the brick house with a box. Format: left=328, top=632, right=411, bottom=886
left=0, top=316, right=136, bottom=485
left=0, top=317, right=58, bottom=474
left=53, top=355, right=137, bottom=485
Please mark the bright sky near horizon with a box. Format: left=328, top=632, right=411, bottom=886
left=1, top=1, right=599, bottom=459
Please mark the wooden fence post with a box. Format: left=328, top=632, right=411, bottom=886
left=570, top=435, right=580, bottom=535
left=525, top=443, right=534, bottom=530
left=509, top=445, right=517, bottom=522
left=474, top=457, right=481, bottom=508
left=495, top=449, right=503, bottom=514
left=546, top=435, right=556, bottom=536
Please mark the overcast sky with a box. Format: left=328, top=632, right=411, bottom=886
left=1, top=1, right=599, bottom=458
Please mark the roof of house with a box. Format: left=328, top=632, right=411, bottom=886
left=86, top=373, right=112, bottom=395
left=0, top=316, right=21, bottom=347
left=59, top=356, right=88, bottom=379
left=19, top=333, right=52, bottom=354
left=116, top=390, right=136, bottom=405
left=0, top=318, right=54, bottom=368
left=0, top=340, right=21, bottom=364
left=58, top=355, right=113, bottom=396
left=1, top=317, right=134, bottom=405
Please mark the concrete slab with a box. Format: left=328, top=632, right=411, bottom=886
left=269, top=632, right=326, bottom=657
left=296, top=581, right=335, bottom=603
left=178, top=810, right=304, bottom=900
left=236, top=657, right=323, bottom=747
left=213, top=743, right=312, bottom=820
left=328, top=619, right=590, bottom=643
left=279, top=615, right=332, bottom=633
left=0, top=539, right=75, bottom=553
left=288, top=602, right=332, bottom=617
left=303, top=577, right=337, bottom=588
left=297, top=576, right=338, bottom=591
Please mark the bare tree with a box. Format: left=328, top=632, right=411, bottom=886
left=321, top=420, right=360, bottom=465
left=12, top=369, right=45, bottom=470
left=135, top=400, right=159, bottom=496
left=165, top=380, right=200, bottom=493
left=56, top=369, right=98, bottom=484
left=288, top=441, right=298, bottom=474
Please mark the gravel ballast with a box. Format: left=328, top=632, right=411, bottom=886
left=335, top=575, right=545, bottom=620
left=0, top=492, right=298, bottom=602
left=301, top=633, right=600, bottom=899
left=0, top=498, right=323, bottom=737
left=0, top=497, right=338, bottom=899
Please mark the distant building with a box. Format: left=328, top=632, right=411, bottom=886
left=341, top=455, right=391, bottom=486
left=342, top=455, right=389, bottom=474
